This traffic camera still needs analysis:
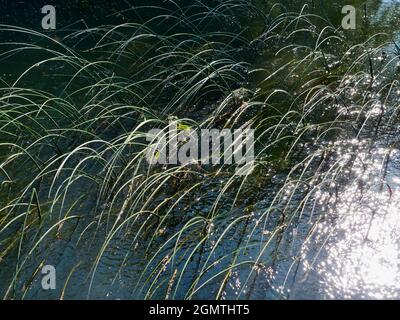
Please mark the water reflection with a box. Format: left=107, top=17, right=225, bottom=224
left=4, top=0, right=400, bottom=300
left=300, top=146, right=400, bottom=299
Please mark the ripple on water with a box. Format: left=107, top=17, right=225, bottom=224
left=296, top=147, right=400, bottom=299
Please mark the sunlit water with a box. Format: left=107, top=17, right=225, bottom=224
left=292, top=143, right=400, bottom=299
left=2, top=0, right=400, bottom=300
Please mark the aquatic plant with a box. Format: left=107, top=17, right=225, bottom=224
left=1, top=0, right=400, bottom=299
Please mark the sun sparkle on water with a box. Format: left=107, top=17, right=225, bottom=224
left=301, top=147, right=400, bottom=299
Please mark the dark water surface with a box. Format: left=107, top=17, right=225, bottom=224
left=1, top=0, right=400, bottom=300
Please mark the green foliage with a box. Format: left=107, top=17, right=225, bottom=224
left=0, top=0, right=399, bottom=299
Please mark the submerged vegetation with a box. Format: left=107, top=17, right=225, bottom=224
left=1, top=0, right=400, bottom=299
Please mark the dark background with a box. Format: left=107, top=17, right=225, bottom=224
left=0, top=1, right=131, bottom=31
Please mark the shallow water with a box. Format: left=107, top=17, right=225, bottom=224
left=2, top=0, right=400, bottom=300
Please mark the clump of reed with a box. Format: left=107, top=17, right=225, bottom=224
left=0, top=1, right=399, bottom=299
